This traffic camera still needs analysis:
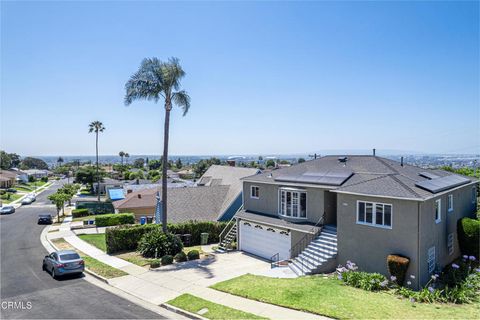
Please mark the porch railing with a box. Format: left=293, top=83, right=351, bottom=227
left=219, top=204, right=243, bottom=245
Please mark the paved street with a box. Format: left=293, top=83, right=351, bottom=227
left=0, top=181, right=164, bottom=319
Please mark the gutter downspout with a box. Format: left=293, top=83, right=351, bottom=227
left=417, top=201, right=421, bottom=290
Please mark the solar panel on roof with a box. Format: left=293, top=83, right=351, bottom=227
left=415, top=175, right=470, bottom=193
left=275, top=169, right=353, bottom=186
left=419, top=172, right=440, bottom=180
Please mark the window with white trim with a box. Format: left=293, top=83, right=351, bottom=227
left=447, top=233, right=454, bottom=255
left=447, top=194, right=453, bottom=213
left=279, top=188, right=306, bottom=218
left=434, top=199, right=441, bottom=223
left=357, top=201, right=392, bottom=228
left=473, top=187, right=477, bottom=204
left=427, top=246, right=436, bottom=274
left=250, top=186, right=259, bottom=199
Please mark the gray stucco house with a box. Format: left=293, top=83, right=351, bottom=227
left=226, top=155, right=477, bottom=288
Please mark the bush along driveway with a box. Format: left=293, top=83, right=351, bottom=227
left=211, top=274, right=480, bottom=319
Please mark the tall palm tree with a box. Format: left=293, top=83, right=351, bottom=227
left=88, top=121, right=105, bottom=202
left=57, top=156, right=64, bottom=167
left=125, top=57, right=190, bottom=232
left=119, top=151, right=125, bottom=165
left=125, top=153, right=130, bottom=164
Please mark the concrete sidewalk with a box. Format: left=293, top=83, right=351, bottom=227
left=46, top=221, right=327, bottom=320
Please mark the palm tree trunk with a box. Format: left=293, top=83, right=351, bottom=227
left=161, top=104, right=171, bottom=233
left=96, top=132, right=100, bottom=202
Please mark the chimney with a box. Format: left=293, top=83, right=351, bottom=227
left=373, top=148, right=376, bottom=157
left=401, top=157, right=404, bottom=167
left=137, top=194, right=142, bottom=199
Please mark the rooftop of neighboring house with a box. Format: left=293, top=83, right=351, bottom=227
left=242, top=155, right=478, bottom=201
left=23, top=169, right=51, bottom=175
left=114, top=165, right=261, bottom=222
left=0, top=170, right=21, bottom=179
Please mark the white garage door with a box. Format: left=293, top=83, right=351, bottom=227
left=239, top=221, right=291, bottom=261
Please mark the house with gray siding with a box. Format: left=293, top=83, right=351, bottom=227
left=225, top=155, right=477, bottom=288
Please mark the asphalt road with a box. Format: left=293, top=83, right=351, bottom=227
left=0, top=180, right=164, bottom=319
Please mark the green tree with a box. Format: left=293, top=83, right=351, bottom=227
left=89, top=121, right=106, bottom=201
left=298, top=158, right=306, bottom=163
left=20, top=157, right=48, bottom=170
left=148, top=159, right=162, bottom=170
left=125, top=152, right=130, bottom=164
left=0, top=151, right=12, bottom=169
left=75, top=166, right=103, bottom=191
left=60, top=183, right=80, bottom=206
left=125, top=57, right=191, bottom=232
left=48, top=191, right=70, bottom=223
left=175, top=158, right=183, bottom=170
left=119, top=151, right=125, bottom=165
left=57, top=156, right=64, bottom=167
left=134, top=158, right=145, bottom=169
left=266, top=159, right=276, bottom=168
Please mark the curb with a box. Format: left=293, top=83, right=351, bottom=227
left=44, top=228, right=110, bottom=284
left=160, top=303, right=206, bottom=320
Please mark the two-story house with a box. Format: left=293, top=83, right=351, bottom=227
left=229, top=155, right=477, bottom=289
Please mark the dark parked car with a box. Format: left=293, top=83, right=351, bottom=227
left=6, top=188, right=17, bottom=193
left=0, top=206, right=15, bottom=214
left=42, top=250, right=84, bottom=278
left=38, top=214, right=53, bottom=224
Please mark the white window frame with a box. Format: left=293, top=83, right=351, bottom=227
left=427, top=246, right=436, bottom=274
left=250, top=185, right=260, bottom=199
left=447, top=194, right=453, bottom=213
left=356, top=200, right=392, bottom=229
left=434, top=199, right=442, bottom=224
left=472, top=186, right=477, bottom=204
left=278, top=188, right=307, bottom=219
left=447, top=233, right=454, bottom=256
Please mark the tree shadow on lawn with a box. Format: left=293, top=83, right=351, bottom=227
left=149, top=254, right=218, bottom=279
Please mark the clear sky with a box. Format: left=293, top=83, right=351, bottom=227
left=1, top=1, right=479, bottom=156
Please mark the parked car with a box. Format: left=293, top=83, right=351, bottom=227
left=38, top=214, right=53, bottom=224
left=21, top=194, right=36, bottom=205
left=0, top=206, right=15, bottom=214
left=42, top=250, right=84, bottom=278
left=6, top=188, right=17, bottom=193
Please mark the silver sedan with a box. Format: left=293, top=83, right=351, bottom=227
left=42, top=250, right=84, bottom=278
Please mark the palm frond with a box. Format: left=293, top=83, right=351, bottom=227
left=172, top=90, right=191, bottom=116
left=124, top=58, right=165, bottom=105
left=88, top=121, right=105, bottom=133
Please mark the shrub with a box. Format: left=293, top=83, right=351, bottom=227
left=161, top=255, right=174, bottom=265
left=137, top=230, right=183, bottom=258
left=95, top=213, right=135, bottom=227
left=174, top=251, right=187, bottom=262
left=72, top=208, right=90, bottom=218
left=387, top=254, right=410, bottom=286
left=187, top=249, right=200, bottom=261
left=41, top=176, right=48, bottom=182
left=341, top=271, right=387, bottom=291
left=105, top=221, right=228, bottom=254
left=150, top=259, right=160, bottom=268
left=458, top=218, right=480, bottom=257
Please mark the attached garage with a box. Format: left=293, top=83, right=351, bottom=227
left=238, top=220, right=291, bottom=261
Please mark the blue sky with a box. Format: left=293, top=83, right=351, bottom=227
left=1, top=1, right=478, bottom=156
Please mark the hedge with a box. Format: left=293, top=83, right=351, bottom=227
left=72, top=208, right=90, bottom=218
left=95, top=213, right=135, bottom=227
left=387, top=254, right=410, bottom=286
left=457, top=217, right=480, bottom=256
left=105, top=221, right=230, bottom=254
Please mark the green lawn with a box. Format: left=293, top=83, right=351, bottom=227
left=167, top=294, right=267, bottom=320
left=78, top=234, right=106, bottom=252
left=0, top=193, right=22, bottom=203
left=211, top=274, right=480, bottom=319
left=15, top=186, right=33, bottom=192
left=26, top=181, right=48, bottom=188
left=72, top=215, right=100, bottom=222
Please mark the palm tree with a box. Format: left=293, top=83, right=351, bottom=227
left=119, top=151, right=125, bottom=165
left=88, top=121, right=105, bottom=202
left=57, top=156, right=64, bottom=168
left=125, top=153, right=130, bottom=164
left=125, top=57, right=191, bottom=232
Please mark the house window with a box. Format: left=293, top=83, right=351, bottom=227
left=357, top=201, right=392, bottom=228
left=447, top=233, right=454, bottom=256
left=250, top=186, right=259, bottom=199
left=447, top=194, right=453, bottom=213
left=427, top=246, right=436, bottom=274
left=434, top=199, right=441, bottom=223
left=279, top=188, right=307, bottom=218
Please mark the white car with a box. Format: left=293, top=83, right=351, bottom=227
left=21, top=195, right=36, bottom=205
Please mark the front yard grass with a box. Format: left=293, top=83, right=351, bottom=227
left=0, top=193, right=22, bottom=203
left=78, top=234, right=106, bottom=252
left=50, top=238, right=127, bottom=279
left=72, top=214, right=98, bottom=222
left=211, top=274, right=480, bottom=319
left=167, top=293, right=267, bottom=320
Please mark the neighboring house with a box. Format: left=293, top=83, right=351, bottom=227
left=11, top=169, right=28, bottom=183
left=23, top=169, right=51, bottom=179
left=113, top=165, right=260, bottom=223
left=0, top=170, right=17, bottom=188
left=233, top=155, right=477, bottom=289
left=93, top=178, right=124, bottom=195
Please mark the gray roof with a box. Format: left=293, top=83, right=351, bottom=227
left=242, top=155, right=477, bottom=200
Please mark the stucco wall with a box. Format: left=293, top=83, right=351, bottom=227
left=336, top=193, right=421, bottom=288
left=118, top=207, right=154, bottom=220
left=418, top=184, right=478, bottom=287
left=243, top=181, right=329, bottom=224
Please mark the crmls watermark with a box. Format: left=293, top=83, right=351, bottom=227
left=1, top=300, right=33, bottom=310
